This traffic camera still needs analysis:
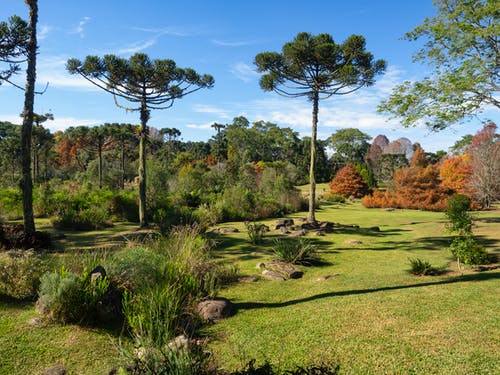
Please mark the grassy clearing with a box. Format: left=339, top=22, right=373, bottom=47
left=0, top=300, right=124, bottom=374
left=207, top=202, right=500, bottom=374
left=0, top=203, right=498, bottom=374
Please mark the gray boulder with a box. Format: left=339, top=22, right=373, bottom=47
left=197, top=298, right=236, bottom=323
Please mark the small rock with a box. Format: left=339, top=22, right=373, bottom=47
left=280, top=226, right=290, bottom=234
left=384, top=208, right=395, bottom=212
left=313, top=274, right=338, bottom=282
left=197, top=298, right=236, bottom=323
left=265, top=262, right=303, bottom=279
left=275, top=219, right=294, bottom=230
left=290, top=229, right=306, bottom=237
left=315, top=230, right=325, bottom=236
left=27, top=317, right=46, bottom=327
left=90, top=265, right=106, bottom=282
left=215, top=227, right=239, bottom=234
left=256, top=262, right=266, bottom=269
left=368, top=226, right=381, bottom=232
left=42, top=365, right=66, bottom=375
left=262, top=269, right=287, bottom=281
left=240, top=275, right=259, bottom=283
left=167, top=334, right=189, bottom=351
left=345, top=239, right=363, bottom=245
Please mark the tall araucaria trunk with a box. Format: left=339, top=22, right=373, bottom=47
left=20, top=0, right=38, bottom=238
left=307, top=90, right=319, bottom=223
left=138, top=99, right=149, bottom=227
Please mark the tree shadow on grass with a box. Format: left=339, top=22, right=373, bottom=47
left=234, top=272, right=500, bottom=310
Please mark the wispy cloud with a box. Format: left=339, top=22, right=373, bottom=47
left=186, top=122, right=215, bottom=130
left=192, top=104, right=231, bottom=119
left=38, top=24, right=52, bottom=40
left=115, top=39, right=157, bottom=55
left=132, top=25, right=200, bottom=37
left=71, top=16, right=91, bottom=38
left=230, top=62, right=259, bottom=82
left=37, top=56, right=99, bottom=90
left=211, top=39, right=255, bottom=47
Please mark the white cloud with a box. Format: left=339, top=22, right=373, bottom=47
left=211, top=39, right=254, bottom=47
left=132, top=25, right=201, bottom=38
left=71, top=16, right=91, bottom=38
left=186, top=122, right=215, bottom=130
left=37, top=56, right=99, bottom=90
left=38, top=25, right=52, bottom=40
left=192, top=104, right=231, bottom=119
left=1, top=114, right=101, bottom=132
left=115, top=39, right=156, bottom=55
left=230, top=62, right=259, bottom=82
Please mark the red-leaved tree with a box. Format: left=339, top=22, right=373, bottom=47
left=329, top=164, right=371, bottom=198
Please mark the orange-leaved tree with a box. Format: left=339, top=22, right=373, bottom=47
left=329, top=164, right=371, bottom=198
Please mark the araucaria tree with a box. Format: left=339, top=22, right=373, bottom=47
left=378, top=0, right=499, bottom=130
left=67, top=53, right=214, bottom=227
left=255, top=32, right=386, bottom=222
left=1, top=1, right=38, bottom=239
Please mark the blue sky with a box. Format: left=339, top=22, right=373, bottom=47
left=1, top=0, right=497, bottom=152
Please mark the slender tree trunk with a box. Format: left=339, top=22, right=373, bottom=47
left=120, top=137, right=125, bottom=190
left=20, top=0, right=38, bottom=238
left=307, top=91, right=319, bottom=223
left=138, top=100, right=149, bottom=227
left=98, top=139, right=103, bottom=189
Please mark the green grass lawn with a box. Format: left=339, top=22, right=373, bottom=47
left=0, top=203, right=498, bottom=374
left=206, top=202, right=500, bottom=374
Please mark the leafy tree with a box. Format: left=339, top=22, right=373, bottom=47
left=469, top=121, right=500, bottom=207
left=255, top=32, right=386, bottom=222
left=31, top=112, right=53, bottom=182
left=329, top=164, right=371, bottom=199
left=439, top=154, right=473, bottom=195
left=0, top=121, right=22, bottom=185
left=378, top=0, right=499, bottom=130
left=449, top=134, right=473, bottom=155
left=0, top=15, right=29, bottom=85
left=409, top=144, right=428, bottom=168
left=67, top=53, right=214, bottom=227
left=328, top=128, right=371, bottom=169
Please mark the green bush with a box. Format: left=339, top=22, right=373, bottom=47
left=51, top=206, right=112, bottom=230
left=272, top=238, right=319, bottom=265
left=445, top=194, right=473, bottom=235
left=109, top=190, right=139, bottom=222
left=245, top=222, right=267, bottom=245
left=109, top=247, right=172, bottom=293
left=408, top=258, right=435, bottom=276
left=38, top=267, right=111, bottom=324
left=449, top=236, right=489, bottom=266
left=324, top=194, right=346, bottom=204
left=0, top=250, right=56, bottom=299
left=0, top=188, right=22, bottom=219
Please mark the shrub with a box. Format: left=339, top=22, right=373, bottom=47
left=323, top=194, right=346, bottom=204
left=0, top=250, right=56, bottom=299
left=272, top=238, right=319, bottom=265
left=51, top=206, right=112, bottom=230
left=329, top=164, right=371, bottom=199
left=0, top=188, right=22, bottom=219
left=109, top=190, right=139, bottom=222
left=38, top=267, right=111, bottom=324
left=449, top=236, right=489, bottom=266
left=408, top=258, right=435, bottom=276
left=245, top=222, right=267, bottom=244
left=154, top=225, right=238, bottom=298
left=445, top=194, right=472, bottom=235
left=108, top=247, right=166, bottom=293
